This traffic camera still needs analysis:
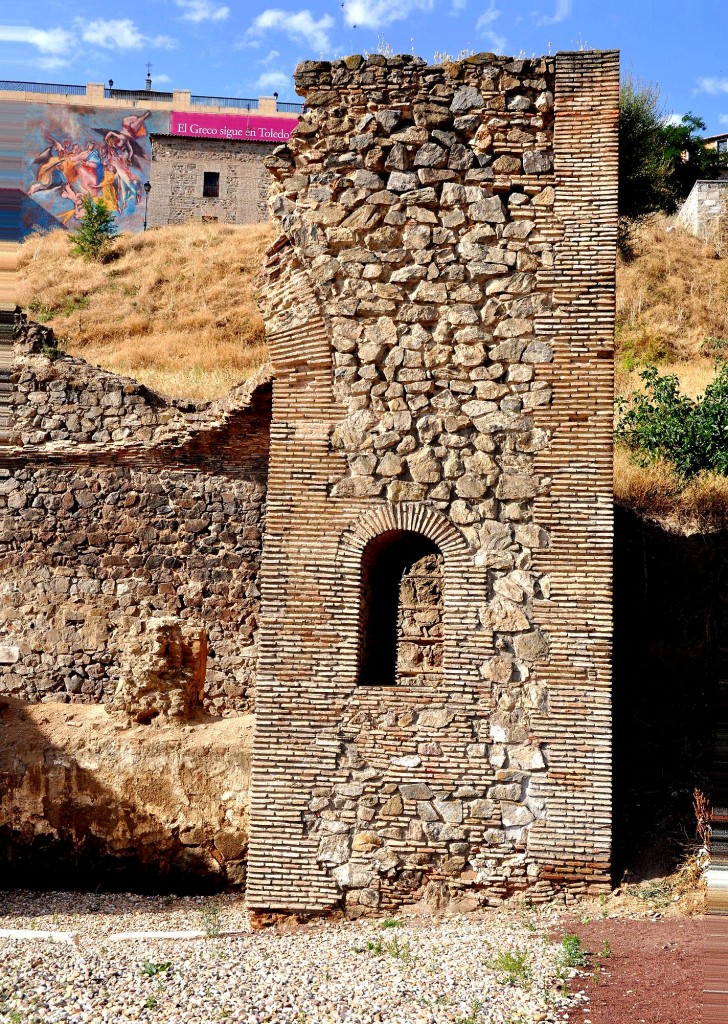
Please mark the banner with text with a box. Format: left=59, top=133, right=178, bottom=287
left=170, top=111, right=298, bottom=143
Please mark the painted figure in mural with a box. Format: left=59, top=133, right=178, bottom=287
left=101, top=111, right=152, bottom=170
left=27, top=111, right=152, bottom=226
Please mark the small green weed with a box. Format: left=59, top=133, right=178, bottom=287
left=489, top=950, right=531, bottom=985
left=519, top=911, right=537, bottom=932
left=455, top=998, right=486, bottom=1022
left=27, top=299, right=54, bottom=322
left=200, top=902, right=223, bottom=938
left=381, top=918, right=402, bottom=929
left=560, top=934, right=587, bottom=968
left=599, top=939, right=612, bottom=959
left=362, top=935, right=412, bottom=962
left=383, top=935, right=412, bottom=962
left=140, top=961, right=172, bottom=977
left=60, top=294, right=90, bottom=317
left=145, top=995, right=157, bottom=1010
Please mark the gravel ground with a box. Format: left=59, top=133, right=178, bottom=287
left=0, top=892, right=589, bottom=1024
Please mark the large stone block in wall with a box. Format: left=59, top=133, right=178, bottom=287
left=110, top=617, right=207, bottom=724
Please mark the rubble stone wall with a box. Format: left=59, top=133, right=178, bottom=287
left=247, top=50, right=618, bottom=914
left=1, top=327, right=271, bottom=714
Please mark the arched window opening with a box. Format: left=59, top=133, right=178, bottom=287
left=358, top=530, right=444, bottom=686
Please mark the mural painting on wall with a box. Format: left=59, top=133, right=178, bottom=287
left=24, top=105, right=167, bottom=233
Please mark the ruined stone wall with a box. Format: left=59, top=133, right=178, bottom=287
left=1, top=327, right=271, bottom=713
left=247, top=50, right=618, bottom=915
left=148, top=136, right=270, bottom=227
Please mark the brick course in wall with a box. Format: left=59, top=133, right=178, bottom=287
left=247, top=50, right=618, bottom=914
left=148, top=136, right=271, bottom=227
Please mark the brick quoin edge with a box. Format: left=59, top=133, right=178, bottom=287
left=247, top=50, right=619, bottom=915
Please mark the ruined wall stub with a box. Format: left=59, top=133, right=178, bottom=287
left=248, top=50, right=618, bottom=914
left=1, top=315, right=271, bottom=714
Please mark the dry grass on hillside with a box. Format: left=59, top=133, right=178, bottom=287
left=614, top=448, right=728, bottom=534
left=16, top=221, right=277, bottom=400
left=616, top=217, right=728, bottom=368
left=614, top=218, right=728, bottom=532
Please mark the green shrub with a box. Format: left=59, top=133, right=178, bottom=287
left=70, top=195, right=118, bottom=262
left=616, top=363, right=728, bottom=477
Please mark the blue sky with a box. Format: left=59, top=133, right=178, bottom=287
left=2, top=0, right=728, bottom=134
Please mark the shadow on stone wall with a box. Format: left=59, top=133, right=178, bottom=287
left=613, top=505, right=723, bottom=881
left=0, top=696, right=253, bottom=893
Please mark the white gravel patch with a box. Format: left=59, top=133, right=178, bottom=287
left=0, top=892, right=588, bottom=1024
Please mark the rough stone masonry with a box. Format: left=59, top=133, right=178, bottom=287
left=1, top=49, right=618, bottom=909
left=247, top=49, right=618, bottom=915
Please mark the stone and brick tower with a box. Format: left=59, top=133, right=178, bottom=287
left=247, top=50, right=619, bottom=914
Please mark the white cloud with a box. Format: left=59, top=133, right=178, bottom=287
left=663, top=113, right=683, bottom=127
left=476, top=1, right=506, bottom=51
left=451, top=0, right=467, bottom=10
left=343, top=0, right=433, bottom=29
left=261, top=48, right=281, bottom=64
left=256, top=69, right=290, bottom=93
left=79, top=18, right=176, bottom=51
left=537, top=0, right=571, bottom=26
left=0, top=25, right=73, bottom=54
left=696, top=77, right=728, bottom=96
left=154, top=73, right=173, bottom=84
left=176, top=0, right=230, bottom=23
left=720, top=114, right=728, bottom=127
left=476, top=0, right=499, bottom=28
left=248, top=9, right=334, bottom=51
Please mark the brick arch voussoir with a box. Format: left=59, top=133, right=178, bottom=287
left=336, top=503, right=472, bottom=573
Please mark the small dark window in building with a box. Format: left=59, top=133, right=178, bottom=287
left=203, top=171, right=220, bottom=198
left=358, top=529, right=444, bottom=686
left=717, top=139, right=727, bottom=154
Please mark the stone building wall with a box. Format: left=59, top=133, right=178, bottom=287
left=247, top=50, right=618, bottom=915
left=676, top=179, right=728, bottom=249
left=148, top=136, right=270, bottom=227
left=1, top=318, right=271, bottom=714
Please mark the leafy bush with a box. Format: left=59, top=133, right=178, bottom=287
left=616, top=363, right=728, bottom=477
left=70, top=195, right=118, bottom=261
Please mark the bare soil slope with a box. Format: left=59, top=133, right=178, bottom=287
left=16, top=221, right=277, bottom=400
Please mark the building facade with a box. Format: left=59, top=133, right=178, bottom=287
left=0, top=81, right=300, bottom=240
